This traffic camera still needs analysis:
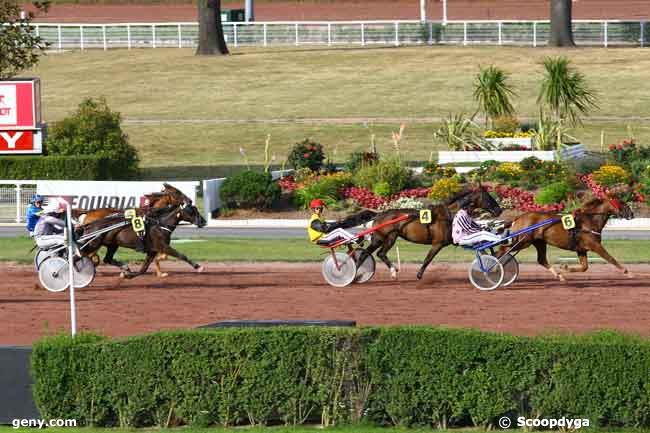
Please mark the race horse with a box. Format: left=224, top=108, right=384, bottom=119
left=497, top=197, right=634, bottom=281
left=356, top=185, right=502, bottom=280
left=80, top=203, right=207, bottom=279
left=75, top=183, right=196, bottom=277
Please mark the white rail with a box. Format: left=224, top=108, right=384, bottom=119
left=28, top=19, right=648, bottom=50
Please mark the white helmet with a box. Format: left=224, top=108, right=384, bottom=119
left=42, top=197, right=68, bottom=214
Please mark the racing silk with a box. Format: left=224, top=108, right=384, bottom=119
left=307, top=213, right=329, bottom=243
left=26, top=205, right=42, bottom=233
left=452, top=209, right=482, bottom=244
left=33, top=215, right=66, bottom=237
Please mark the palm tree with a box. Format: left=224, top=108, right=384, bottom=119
left=472, top=65, right=516, bottom=128
left=538, top=56, right=598, bottom=125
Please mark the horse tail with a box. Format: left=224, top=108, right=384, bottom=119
left=337, top=209, right=377, bottom=229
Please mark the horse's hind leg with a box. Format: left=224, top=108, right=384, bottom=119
left=585, top=239, right=632, bottom=277
left=355, top=235, right=381, bottom=268
left=416, top=242, right=445, bottom=280
left=534, top=240, right=565, bottom=281
left=154, top=253, right=169, bottom=278
left=122, top=252, right=156, bottom=279
left=563, top=252, right=589, bottom=273
left=103, top=245, right=129, bottom=271
left=376, top=231, right=399, bottom=279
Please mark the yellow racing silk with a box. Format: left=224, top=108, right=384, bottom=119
left=307, top=213, right=325, bottom=243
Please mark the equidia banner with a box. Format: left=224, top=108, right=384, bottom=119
left=37, top=181, right=198, bottom=210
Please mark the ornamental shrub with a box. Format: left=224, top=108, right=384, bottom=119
left=535, top=181, right=573, bottom=205
left=353, top=158, right=411, bottom=196
left=592, top=165, right=632, bottom=187
left=373, top=182, right=392, bottom=197
left=345, top=149, right=379, bottom=172
left=46, top=97, right=139, bottom=178
left=423, top=163, right=457, bottom=183
left=429, top=176, right=463, bottom=203
left=493, top=162, right=523, bottom=182
left=287, top=139, right=325, bottom=171
left=293, top=172, right=352, bottom=209
left=220, top=170, right=281, bottom=210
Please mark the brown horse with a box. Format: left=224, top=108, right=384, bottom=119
left=497, top=197, right=634, bottom=281
left=359, top=185, right=502, bottom=280
left=80, top=203, right=206, bottom=278
left=76, top=183, right=195, bottom=276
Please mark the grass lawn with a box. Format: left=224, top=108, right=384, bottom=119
left=29, top=46, right=650, bottom=169
left=3, top=427, right=650, bottom=433
left=4, top=236, right=650, bottom=264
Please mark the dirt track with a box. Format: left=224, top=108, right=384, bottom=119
left=2, top=262, right=650, bottom=346
left=29, top=0, right=650, bottom=23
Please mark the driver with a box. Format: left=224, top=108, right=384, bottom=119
left=26, top=194, right=44, bottom=236
left=307, top=199, right=356, bottom=245
left=452, top=197, right=501, bottom=246
left=33, top=198, right=69, bottom=250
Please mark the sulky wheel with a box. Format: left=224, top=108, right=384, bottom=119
left=72, top=256, right=96, bottom=288
left=353, top=248, right=376, bottom=284
left=34, top=249, right=50, bottom=270
left=499, top=253, right=519, bottom=287
left=38, top=257, right=70, bottom=292
left=468, top=255, right=504, bottom=291
left=322, top=252, right=357, bottom=288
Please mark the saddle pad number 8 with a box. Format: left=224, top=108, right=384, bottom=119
left=419, top=209, right=432, bottom=224
left=124, top=208, right=146, bottom=235
left=561, top=214, right=576, bottom=230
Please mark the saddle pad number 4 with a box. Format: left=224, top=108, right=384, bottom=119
left=561, top=214, right=576, bottom=230
left=419, top=209, right=432, bottom=224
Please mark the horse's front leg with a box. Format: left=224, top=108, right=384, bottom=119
left=416, top=242, right=445, bottom=280
left=158, top=245, right=203, bottom=272
left=585, top=239, right=633, bottom=278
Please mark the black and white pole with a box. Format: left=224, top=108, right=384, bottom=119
left=65, top=202, right=77, bottom=336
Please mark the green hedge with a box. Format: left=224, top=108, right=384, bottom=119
left=31, top=327, right=650, bottom=429
left=0, top=156, right=136, bottom=180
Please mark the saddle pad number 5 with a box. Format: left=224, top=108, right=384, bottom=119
left=419, top=209, right=432, bottom=224
left=561, top=214, right=576, bottom=230
left=131, top=217, right=146, bottom=234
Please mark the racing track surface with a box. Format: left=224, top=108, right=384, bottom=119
left=2, top=262, right=650, bottom=346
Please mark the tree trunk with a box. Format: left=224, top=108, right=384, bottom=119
left=549, top=0, right=575, bottom=47
left=196, top=0, right=229, bottom=55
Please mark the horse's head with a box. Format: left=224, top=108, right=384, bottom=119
left=163, top=183, right=193, bottom=206
left=606, top=197, right=634, bottom=220
left=178, top=203, right=207, bottom=228
left=464, top=184, right=502, bottom=217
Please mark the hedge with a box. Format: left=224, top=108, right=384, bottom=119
left=31, top=327, right=650, bottom=429
left=0, top=156, right=136, bottom=180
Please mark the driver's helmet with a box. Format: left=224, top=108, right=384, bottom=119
left=30, top=194, right=45, bottom=204
left=42, top=197, right=69, bottom=214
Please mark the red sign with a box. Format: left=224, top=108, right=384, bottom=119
left=0, top=130, right=43, bottom=154
left=0, top=79, right=41, bottom=130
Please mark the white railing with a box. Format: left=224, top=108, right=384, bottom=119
left=0, top=181, right=37, bottom=223
left=31, top=19, right=648, bottom=50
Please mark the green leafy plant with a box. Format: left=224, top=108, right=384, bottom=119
left=353, top=158, right=411, bottom=196
left=434, top=113, right=488, bottom=151
left=293, top=172, right=352, bottom=209
left=345, top=149, right=379, bottom=172
left=473, top=65, right=516, bottom=128
left=372, top=181, right=392, bottom=197
left=532, top=111, right=579, bottom=151
left=535, top=181, right=573, bottom=205
left=538, top=56, right=599, bottom=125
left=287, top=139, right=325, bottom=171
left=220, top=170, right=281, bottom=210
left=46, top=97, right=139, bottom=178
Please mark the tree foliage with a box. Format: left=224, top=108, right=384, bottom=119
left=0, top=0, right=50, bottom=79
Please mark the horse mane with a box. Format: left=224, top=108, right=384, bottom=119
left=579, top=197, right=605, bottom=212
left=163, top=183, right=192, bottom=204
left=443, top=187, right=473, bottom=205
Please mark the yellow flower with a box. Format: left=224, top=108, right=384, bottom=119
left=429, top=176, right=463, bottom=202
left=592, top=165, right=631, bottom=187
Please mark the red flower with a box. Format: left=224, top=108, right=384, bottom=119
left=303, top=153, right=310, bottom=158
left=608, top=144, right=616, bottom=151
left=617, top=144, right=623, bottom=150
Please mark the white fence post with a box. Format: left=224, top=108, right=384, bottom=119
left=127, top=24, right=132, bottom=49
left=178, top=23, right=182, bottom=48
left=152, top=24, right=156, bottom=48
left=80, top=25, right=84, bottom=50
left=327, top=22, right=332, bottom=46
left=642, top=21, right=646, bottom=47
left=263, top=22, right=267, bottom=46
left=35, top=23, right=39, bottom=37
left=428, top=21, right=433, bottom=44
left=463, top=21, right=467, bottom=46
left=361, top=22, right=365, bottom=46
left=102, top=25, right=107, bottom=50
left=234, top=23, right=238, bottom=47
left=57, top=24, right=62, bottom=50
left=295, top=22, right=299, bottom=45
left=533, top=21, right=537, bottom=47
left=604, top=21, right=608, bottom=47
left=15, top=184, right=21, bottom=223
left=395, top=21, right=399, bottom=46
left=498, top=21, right=502, bottom=45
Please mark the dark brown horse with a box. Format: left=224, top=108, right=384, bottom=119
left=360, top=185, right=502, bottom=280
left=76, top=183, right=196, bottom=277
left=497, top=197, right=634, bottom=281
left=80, top=203, right=206, bottom=279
